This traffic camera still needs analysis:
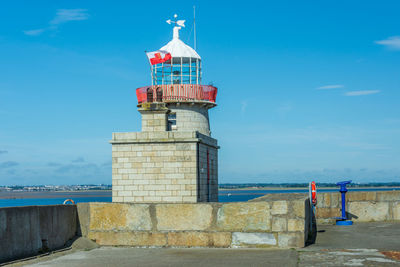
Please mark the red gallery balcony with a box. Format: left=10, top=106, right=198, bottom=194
left=136, top=84, right=217, bottom=105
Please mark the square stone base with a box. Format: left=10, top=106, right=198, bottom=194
left=110, top=131, right=218, bottom=203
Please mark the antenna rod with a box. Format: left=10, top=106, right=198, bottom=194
left=193, top=6, right=197, bottom=50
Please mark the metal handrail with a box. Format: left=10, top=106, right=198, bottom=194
left=136, top=84, right=217, bottom=104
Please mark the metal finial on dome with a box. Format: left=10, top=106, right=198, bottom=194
left=159, top=14, right=200, bottom=59
left=166, top=14, right=185, bottom=39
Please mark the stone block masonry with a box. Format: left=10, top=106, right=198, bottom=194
left=78, top=197, right=313, bottom=249
left=254, top=191, right=400, bottom=225
left=111, top=131, right=218, bottom=203
left=168, top=103, right=211, bottom=136
left=316, top=191, right=400, bottom=224
left=140, top=104, right=169, bottom=132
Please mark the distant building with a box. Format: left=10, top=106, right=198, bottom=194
left=110, top=15, right=219, bottom=203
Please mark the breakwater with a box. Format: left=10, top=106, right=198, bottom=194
left=1, top=190, right=399, bottom=263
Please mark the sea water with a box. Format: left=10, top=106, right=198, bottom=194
left=0, top=188, right=399, bottom=208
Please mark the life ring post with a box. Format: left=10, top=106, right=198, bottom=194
left=63, top=199, right=75, bottom=205
left=309, top=181, right=317, bottom=206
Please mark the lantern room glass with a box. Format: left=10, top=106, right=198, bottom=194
left=151, top=57, right=201, bottom=85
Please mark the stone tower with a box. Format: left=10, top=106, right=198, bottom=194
left=111, top=15, right=219, bottom=203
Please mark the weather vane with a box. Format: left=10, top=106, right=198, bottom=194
left=166, top=14, right=185, bottom=28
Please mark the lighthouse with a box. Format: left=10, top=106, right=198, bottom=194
left=110, top=15, right=219, bottom=203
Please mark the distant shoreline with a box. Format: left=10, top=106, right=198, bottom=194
left=219, top=186, right=400, bottom=191
left=0, top=190, right=111, bottom=200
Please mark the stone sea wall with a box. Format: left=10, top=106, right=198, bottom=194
left=316, top=191, right=400, bottom=224
left=78, top=198, right=311, bottom=248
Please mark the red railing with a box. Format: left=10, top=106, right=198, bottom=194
left=136, top=84, right=217, bottom=104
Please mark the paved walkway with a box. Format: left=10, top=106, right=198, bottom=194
left=298, top=222, right=400, bottom=266
left=23, top=248, right=298, bottom=267
left=9, top=222, right=400, bottom=267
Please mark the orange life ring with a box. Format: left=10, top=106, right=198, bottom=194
left=63, top=199, right=75, bottom=205
left=311, top=181, right=317, bottom=205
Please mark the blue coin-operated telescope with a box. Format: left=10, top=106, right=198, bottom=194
left=336, top=180, right=353, bottom=225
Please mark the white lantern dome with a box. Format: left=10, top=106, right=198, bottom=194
left=159, top=27, right=201, bottom=60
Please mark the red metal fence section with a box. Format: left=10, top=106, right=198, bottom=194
left=136, top=85, right=217, bottom=104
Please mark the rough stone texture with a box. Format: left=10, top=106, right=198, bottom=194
left=317, top=192, right=340, bottom=208
left=216, top=202, right=271, bottom=231
left=272, top=217, right=287, bottom=232
left=78, top=200, right=311, bottom=249
left=70, top=237, right=100, bottom=250
left=251, top=193, right=307, bottom=202
left=278, top=232, right=305, bottom=248
left=156, top=204, right=213, bottom=231
left=76, top=203, right=90, bottom=237
left=167, top=232, right=231, bottom=247
left=347, top=192, right=377, bottom=202
left=376, top=191, right=400, bottom=202
left=290, top=200, right=306, bottom=218
left=393, top=202, right=400, bottom=220
left=288, top=219, right=305, bottom=232
left=348, top=202, right=390, bottom=222
left=317, top=191, right=400, bottom=224
left=316, top=207, right=340, bottom=218
left=317, top=193, right=327, bottom=207
left=89, top=203, right=151, bottom=231
left=88, top=231, right=167, bottom=247
left=211, top=232, right=232, bottom=248
left=329, top=192, right=340, bottom=208
left=271, top=201, right=288, bottom=215
left=231, top=232, right=276, bottom=247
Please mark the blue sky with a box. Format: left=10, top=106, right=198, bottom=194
left=0, top=0, right=399, bottom=185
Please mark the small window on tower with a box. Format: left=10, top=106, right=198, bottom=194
left=167, top=113, right=177, bottom=131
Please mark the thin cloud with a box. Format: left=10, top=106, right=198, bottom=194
left=0, top=161, right=19, bottom=169
left=23, top=29, right=45, bottom=36
left=55, top=163, right=99, bottom=174
left=0, top=150, right=8, bottom=155
left=24, top=9, right=89, bottom=36
left=375, top=36, right=400, bottom=50
left=344, top=90, right=380, bottom=96
left=316, top=85, right=344, bottom=90
left=341, top=142, right=388, bottom=150
left=72, top=157, right=85, bottom=163
left=50, top=9, right=89, bottom=25
left=101, top=161, right=112, bottom=167
left=47, top=162, right=62, bottom=167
